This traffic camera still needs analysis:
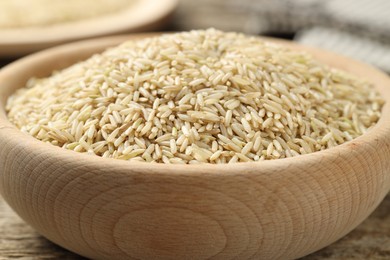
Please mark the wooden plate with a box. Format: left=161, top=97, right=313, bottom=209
left=0, top=0, right=178, bottom=57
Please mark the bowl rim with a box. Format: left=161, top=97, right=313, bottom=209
left=0, top=0, right=178, bottom=56
left=1, top=33, right=390, bottom=176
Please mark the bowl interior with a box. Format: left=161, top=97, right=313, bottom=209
left=1, top=34, right=390, bottom=173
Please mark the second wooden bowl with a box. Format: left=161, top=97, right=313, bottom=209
left=0, top=0, right=178, bottom=57
left=0, top=34, right=390, bottom=260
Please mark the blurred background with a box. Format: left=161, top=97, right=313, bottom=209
left=0, top=0, right=389, bottom=73
left=0, top=0, right=390, bottom=259
left=171, top=0, right=390, bottom=73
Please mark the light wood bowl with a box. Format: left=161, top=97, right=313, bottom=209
left=0, top=0, right=177, bottom=57
left=1, top=34, right=390, bottom=260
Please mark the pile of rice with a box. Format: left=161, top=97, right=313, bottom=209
left=6, top=29, right=384, bottom=164
left=0, top=0, right=134, bottom=28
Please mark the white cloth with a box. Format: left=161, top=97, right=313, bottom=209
left=295, top=27, right=390, bottom=73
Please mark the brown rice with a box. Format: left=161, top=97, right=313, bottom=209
left=6, top=29, right=384, bottom=164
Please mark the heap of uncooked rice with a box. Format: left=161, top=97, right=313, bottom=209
left=6, top=29, right=384, bottom=164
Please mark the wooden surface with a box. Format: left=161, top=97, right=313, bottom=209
left=1, top=35, right=390, bottom=260
left=0, top=196, right=83, bottom=259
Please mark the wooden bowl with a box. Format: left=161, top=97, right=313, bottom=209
left=0, top=0, right=177, bottom=57
left=0, top=34, right=390, bottom=260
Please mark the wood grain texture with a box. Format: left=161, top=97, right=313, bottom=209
left=2, top=194, right=390, bottom=259
left=0, top=195, right=83, bottom=259
left=1, top=35, right=390, bottom=260
left=0, top=0, right=177, bottom=57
